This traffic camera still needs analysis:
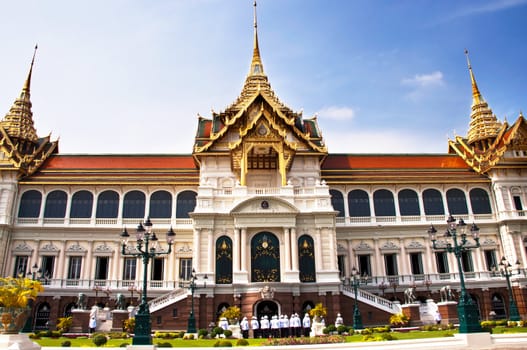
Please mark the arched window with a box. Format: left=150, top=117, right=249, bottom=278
left=298, top=235, right=316, bottom=283
left=330, top=189, right=345, bottom=217
left=251, top=232, right=280, bottom=282
left=96, top=190, right=119, bottom=218
left=44, top=190, right=68, bottom=218
left=348, top=190, right=370, bottom=217
left=373, top=189, right=395, bottom=216
left=18, top=190, right=42, bottom=218
left=215, top=236, right=233, bottom=284
left=446, top=188, right=468, bottom=215
left=423, top=189, right=444, bottom=215
left=398, top=189, right=420, bottom=216
left=70, top=191, right=93, bottom=218
left=176, top=191, right=197, bottom=218
left=470, top=188, right=492, bottom=214
left=149, top=191, right=172, bottom=218
left=123, top=191, right=146, bottom=219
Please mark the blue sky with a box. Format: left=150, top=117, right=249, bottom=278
left=0, top=0, right=526, bottom=154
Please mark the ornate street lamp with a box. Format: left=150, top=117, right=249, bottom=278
left=21, top=263, right=42, bottom=333
left=428, top=214, right=482, bottom=333
left=350, top=266, right=368, bottom=330
left=120, top=218, right=175, bottom=345
left=180, top=268, right=208, bottom=333
left=499, top=256, right=521, bottom=321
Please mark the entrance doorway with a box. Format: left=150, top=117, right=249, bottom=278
left=256, top=300, right=279, bottom=320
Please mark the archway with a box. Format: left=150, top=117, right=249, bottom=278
left=256, top=300, right=279, bottom=321
left=34, top=302, right=51, bottom=331
left=251, top=232, right=280, bottom=282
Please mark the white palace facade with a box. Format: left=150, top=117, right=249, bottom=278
left=0, top=6, right=526, bottom=331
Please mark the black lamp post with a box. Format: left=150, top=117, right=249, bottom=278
left=180, top=268, right=207, bottom=333
left=499, top=256, right=521, bottom=321
left=350, top=266, right=368, bottom=330
left=21, top=263, right=42, bottom=333
left=428, top=214, right=482, bottom=333
left=120, top=218, right=175, bottom=345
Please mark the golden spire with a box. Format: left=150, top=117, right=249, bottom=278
left=464, top=49, right=501, bottom=146
left=1, top=45, right=39, bottom=143
left=249, top=0, right=264, bottom=76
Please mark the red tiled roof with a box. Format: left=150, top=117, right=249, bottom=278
left=41, top=154, right=197, bottom=170
left=322, top=154, right=469, bottom=170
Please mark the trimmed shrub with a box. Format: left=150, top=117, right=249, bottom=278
left=214, top=340, right=233, bottom=347
left=236, top=339, right=249, bottom=346
left=119, top=343, right=129, bottom=347
left=198, top=328, right=208, bottom=338
left=92, top=334, right=108, bottom=347
left=60, top=340, right=71, bottom=347
left=213, top=326, right=224, bottom=335
left=223, top=329, right=232, bottom=338
left=156, top=342, right=173, bottom=347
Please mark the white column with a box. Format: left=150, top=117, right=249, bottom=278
left=399, top=239, right=408, bottom=275
left=425, top=241, right=434, bottom=274
left=85, top=242, right=94, bottom=280
left=284, top=227, right=291, bottom=271
left=347, top=239, right=354, bottom=276
left=290, top=228, right=298, bottom=271
left=373, top=238, right=382, bottom=276
left=241, top=228, right=247, bottom=271
left=193, top=228, right=201, bottom=273
left=315, top=228, right=322, bottom=271
left=234, top=228, right=240, bottom=272
left=328, top=228, right=337, bottom=269
left=208, top=230, right=214, bottom=273
left=57, top=241, right=66, bottom=279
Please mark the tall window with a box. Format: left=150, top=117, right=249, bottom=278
left=337, top=255, right=345, bottom=278
left=423, top=189, right=445, bottom=215
left=409, top=252, right=424, bottom=275
left=96, top=191, right=119, bottom=218
left=358, top=255, right=372, bottom=276
left=215, top=236, right=233, bottom=284
left=251, top=232, right=280, bottom=282
left=123, top=191, right=146, bottom=219
left=95, top=257, right=109, bottom=280
left=384, top=254, right=398, bottom=275
left=398, top=189, right=420, bottom=216
left=13, top=256, right=29, bottom=277
left=435, top=252, right=449, bottom=274
left=329, top=190, right=345, bottom=217
left=348, top=190, right=370, bottom=217
left=179, top=258, right=193, bottom=280
left=298, top=235, right=316, bottom=282
left=176, top=191, right=197, bottom=218
left=70, top=191, right=93, bottom=218
left=67, top=257, right=82, bottom=280
left=484, top=250, right=498, bottom=271
left=18, top=190, right=42, bottom=218
left=44, top=190, right=68, bottom=218
left=149, top=191, right=172, bottom=218
left=151, top=258, right=164, bottom=281
left=461, top=251, right=474, bottom=272
left=446, top=188, right=468, bottom=215
left=41, top=256, right=55, bottom=279
left=469, top=188, right=492, bottom=214
left=374, top=190, right=395, bottom=216
left=123, top=258, right=137, bottom=280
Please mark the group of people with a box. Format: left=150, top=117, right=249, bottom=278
left=235, top=313, right=312, bottom=339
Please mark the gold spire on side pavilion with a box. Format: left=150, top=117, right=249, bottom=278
left=0, top=46, right=58, bottom=176
left=464, top=49, right=502, bottom=149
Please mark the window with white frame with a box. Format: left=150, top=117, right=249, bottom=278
left=179, top=258, right=193, bottom=280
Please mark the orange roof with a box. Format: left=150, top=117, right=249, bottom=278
left=322, top=154, right=469, bottom=170
left=41, top=154, right=197, bottom=170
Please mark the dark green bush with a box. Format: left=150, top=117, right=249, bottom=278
left=156, top=342, right=173, bottom=347
left=198, top=328, right=208, bottom=337
left=223, top=329, right=232, bottom=338
left=60, top=340, right=71, bottom=347
left=236, top=339, right=249, bottom=346
left=213, top=326, right=224, bottom=335
left=119, top=343, right=129, bottom=347
left=92, top=334, right=108, bottom=347
left=336, top=325, right=348, bottom=334
left=213, top=340, right=233, bottom=347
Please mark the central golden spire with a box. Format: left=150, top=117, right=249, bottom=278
left=250, top=0, right=264, bottom=76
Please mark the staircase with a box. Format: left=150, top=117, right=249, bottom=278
left=148, top=287, right=189, bottom=313
left=342, top=284, right=402, bottom=314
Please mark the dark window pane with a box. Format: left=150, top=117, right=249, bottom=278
left=149, top=191, right=172, bottom=218
left=374, top=190, right=395, bottom=216
left=70, top=191, right=93, bottom=218
left=330, top=190, right=344, bottom=217
left=446, top=188, right=468, bottom=215
left=423, top=189, right=444, bottom=215
left=176, top=191, right=196, bottom=218
left=469, top=188, right=492, bottom=214
left=18, top=190, right=42, bottom=218
left=398, top=189, right=420, bottom=216
left=44, top=190, right=68, bottom=218
left=348, top=190, right=370, bottom=217
left=96, top=191, right=119, bottom=218
left=123, top=191, right=145, bottom=218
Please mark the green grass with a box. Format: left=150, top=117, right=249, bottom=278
left=31, top=328, right=527, bottom=347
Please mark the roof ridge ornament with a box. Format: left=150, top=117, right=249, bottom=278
left=250, top=1, right=264, bottom=76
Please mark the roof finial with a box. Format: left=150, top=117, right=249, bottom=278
left=464, top=49, right=483, bottom=105
left=249, top=0, right=264, bottom=76
left=23, top=44, right=38, bottom=94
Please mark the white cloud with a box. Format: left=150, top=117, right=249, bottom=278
left=452, top=0, right=527, bottom=18
left=401, top=71, right=444, bottom=87
left=316, top=106, right=356, bottom=121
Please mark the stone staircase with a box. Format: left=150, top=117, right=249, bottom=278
left=148, top=287, right=189, bottom=313
left=342, top=284, right=402, bottom=314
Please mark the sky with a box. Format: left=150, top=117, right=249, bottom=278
left=0, top=0, right=526, bottom=155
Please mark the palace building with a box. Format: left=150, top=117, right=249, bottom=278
left=1, top=4, right=526, bottom=332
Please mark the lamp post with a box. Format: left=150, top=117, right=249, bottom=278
left=499, top=256, right=521, bottom=321
left=350, top=267, right=368, bottom=330
left=180, top=268, right=207, bottom=333
left=120, top=218, right=175, bottom=345
left=21, top=263, right=42, bottom=333
left=428, top=214, right=482, bottom=333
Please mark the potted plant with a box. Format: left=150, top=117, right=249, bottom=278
left=0, top=276, right=44, bottom=334
left=220, top=306, right=241, bottom=325
left=308, top=303, right=327, bottom=323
